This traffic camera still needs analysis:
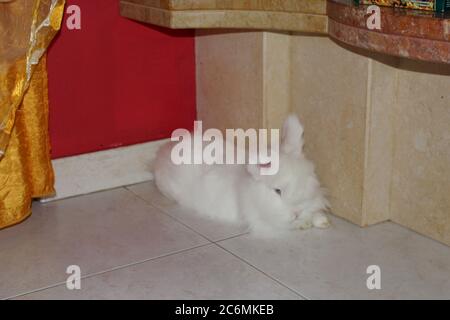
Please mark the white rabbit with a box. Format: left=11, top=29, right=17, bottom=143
left=153, top=115, right=330, bottom=237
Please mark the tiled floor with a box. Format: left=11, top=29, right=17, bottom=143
left=1, top=182, right=450, bottom=300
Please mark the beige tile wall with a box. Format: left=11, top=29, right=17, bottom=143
left=361, top=57, right=399, bottom=226
left=196, top=31, right=450, bottom=246
left=390, top=61, right=450, bottom=245
left=196, top=30, right=264, bottom=131
left=262, top=32, right=291, bottom=130
left=290, top=35, right=369, bottom=226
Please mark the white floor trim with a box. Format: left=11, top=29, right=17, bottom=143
left=41, top=139, right=168, bottom=202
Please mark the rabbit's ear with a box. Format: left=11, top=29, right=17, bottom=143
left=281, top=114, right=304, bottom=157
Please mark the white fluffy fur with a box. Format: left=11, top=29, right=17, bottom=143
left=153, top=115, right=330, bottom=237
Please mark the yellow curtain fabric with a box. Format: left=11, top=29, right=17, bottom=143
left=0, top=0, right=65, bottom=229
left=0, top=56, right=55, bottom=228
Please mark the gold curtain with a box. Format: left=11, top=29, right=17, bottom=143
left=0, top=0, right=65, bottom=229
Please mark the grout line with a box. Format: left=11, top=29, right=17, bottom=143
left=125, top=184, right=310, bottom=299
left=212, top=232, right=250, bottom=243
left=262, top=32, right=268, bottom=129
left=213, top=242, right=310, bottom=300
left=6, top=242, right=213, bottom=300
left=361, top=57, right=373, bottom=226
left=124, top=186, right=214, bottom=243
left=387, top=66, right=400, bottom=224
left=36, top=185, right=128, bottom=205
left=124, top=185, right=250, bottom=244
left=27, top=183, right=309, bottom=300
left=13, top=184, right=251, bottom=300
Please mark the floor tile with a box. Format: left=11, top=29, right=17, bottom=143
left=0, top=188, right=208, bottom=299
left=219, top=215, right=450, bottom=299
left=16, top=244, right=300, bottom=300
left=127, top=182, right=249, bottom=242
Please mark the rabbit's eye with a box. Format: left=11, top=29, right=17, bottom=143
left=274, top=188, right=281, bottom=196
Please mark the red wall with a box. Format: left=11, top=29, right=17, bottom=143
left=47, top=0, right=196, bottom=159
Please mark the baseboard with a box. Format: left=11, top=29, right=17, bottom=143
left=41, top=139, right=168, bottom=202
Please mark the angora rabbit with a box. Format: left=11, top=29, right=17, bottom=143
left=153, top=115, right=330, bottom=236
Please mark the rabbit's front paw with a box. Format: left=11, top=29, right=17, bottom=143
left=312, top=212, right=330, bottom=229
left=293, top=218, right=313, bottom=230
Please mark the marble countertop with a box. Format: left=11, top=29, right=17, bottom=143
left=328, top=0, right=450, bottom=64
left=119, top=0, right=328, bottom=34
left=131, top=0, right=326, bottom=13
